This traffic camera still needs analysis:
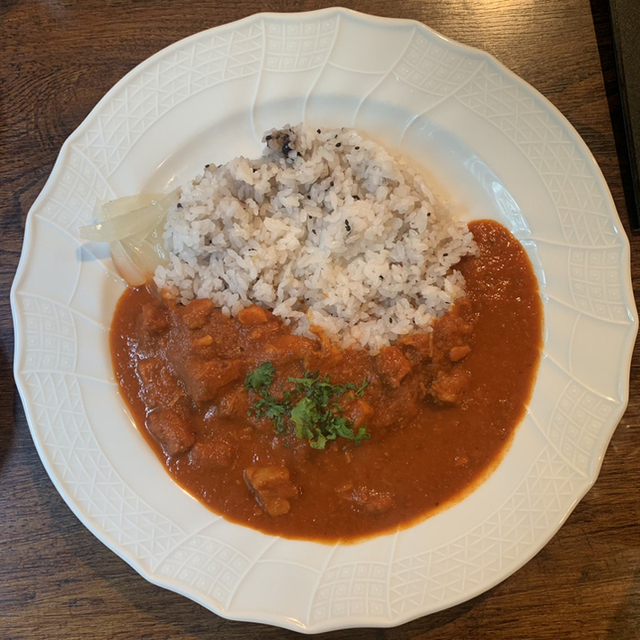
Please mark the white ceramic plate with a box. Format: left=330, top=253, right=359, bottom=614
left=11, top=8, right=637, bottom=633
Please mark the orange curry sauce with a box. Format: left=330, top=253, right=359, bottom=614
left=110, top=220, right=542, bottom=542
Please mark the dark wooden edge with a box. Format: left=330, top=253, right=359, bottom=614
left=590, top=0, right=640, bottom=231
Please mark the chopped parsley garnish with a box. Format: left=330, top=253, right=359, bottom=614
left=244, top=361, right=276, bottom=391
left=244, top=362, right=370, bottom=449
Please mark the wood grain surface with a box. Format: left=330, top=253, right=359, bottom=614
left=1, top=1, right=638, bottom=638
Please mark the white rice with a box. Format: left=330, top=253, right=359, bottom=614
left=154, top=124, right=476, bottom=352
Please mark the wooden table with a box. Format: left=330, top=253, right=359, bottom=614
left=2, top=1, right=638, bottom=638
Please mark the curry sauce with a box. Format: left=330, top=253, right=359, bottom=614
left=110, top=220, right=542, bottom=542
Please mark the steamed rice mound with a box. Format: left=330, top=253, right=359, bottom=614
left=155, top=124, right=476, bottom=352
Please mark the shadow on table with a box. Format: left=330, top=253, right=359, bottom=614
left=0, top=344, right=16, bottom=474
left=0, top=0, right=21, bottom=18
left=605, top=560, right=640, bottom=640
left=589, top=0, right=639, bottom=232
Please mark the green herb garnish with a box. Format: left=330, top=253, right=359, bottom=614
left=244, top=362, right=370, bottom=449
left=245, top=361, right=276, bottom=391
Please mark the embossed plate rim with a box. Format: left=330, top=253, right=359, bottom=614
left=11, top=7, right=638, bottom=633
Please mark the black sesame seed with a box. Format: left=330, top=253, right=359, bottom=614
left=379, top=275, right=383, bottom=280
left=177, top=203, right=183, bottom=209
left=317, top=129, right=321, bottom=134
left=443, top=253, right=448, bottom=257
left=204, top=163, right=210, bottom=168
left=335, top=142, right=342, bottom=147
left=345, top=219, right=351, bottom=232
left=355, top=146, right=360, bottom=150
left=427, top=212, right=431, bottom=217
left=265, top=135, right=272, bottom=140
left=282, top=133, right=292, bottom=156
left=312, top=229, right=317, bottom=234
left=389, top=318, right=393, bottom=323
left=307, top=195, right=311, bottom=199
left=353, top=195, right=360, bottom=200
left=330, top=181, right=334, bottom=187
